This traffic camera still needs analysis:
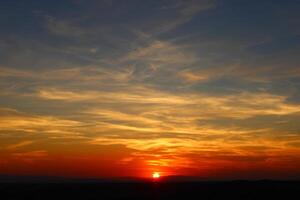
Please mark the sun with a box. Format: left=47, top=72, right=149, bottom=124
left=152, top=172, right=160, bottom=179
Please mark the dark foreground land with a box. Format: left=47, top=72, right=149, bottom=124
left=0, top=180, right=299, bottom=200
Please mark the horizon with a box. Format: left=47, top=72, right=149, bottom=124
left=1, top=174, right=300, bottom=182
left=1, top=0, right=300, bottom=180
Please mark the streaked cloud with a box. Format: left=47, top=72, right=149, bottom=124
left=6, top=141, right=34, bottom=150
left=36, top=87, right=300, bottom=119
left=0, top=0, right=300, bottom=178
left=12, top=150, right=48, bottom=158
left=0, top=107, right=83, bottom=134
left=123, top=40, right=196, bottom=68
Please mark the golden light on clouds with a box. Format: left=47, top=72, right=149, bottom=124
left=1, top=76, right=300, bottom=178
left=0, top=0, right=300, bottom=180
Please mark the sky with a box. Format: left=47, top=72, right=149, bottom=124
left=0, top=0, right=300, bottom=180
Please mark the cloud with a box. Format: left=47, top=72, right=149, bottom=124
left=148, top=0, right=217, bottom=34
left=0, top=67, right=34, bottom=78
left=179, top=0, right=217, bottom=16
left=83, top=109, right=161, bottom=129
left=6, top=141, right=34, bottom=150
left=61, top=0, right=217, bottom=38
left=0, top=66, right=133, bottom=82
left=177, top=62, right=300, bottom=84
left=0, top=0, right=299, bottom=179
left=12, top=150, right=47, bottom=157
left=29, top=86, right=300, bottom=166
left=178, top=70, right=212, bottom=82
left=12, top=150, right=48, bottom=161
left=122, top=40, right=196, bottom=68
left=0, top=107, right=83, bottom=134
left=89, top=137, right=204, bottom=169
left=36, top=87, right=190, bottom=104
left=1, top=89, right=300, bottom=175
left=46, top=16, right=86, bottom=37
left=88, top=131, right=297, bottom=170
left=36, top=87, right=300, bottom=119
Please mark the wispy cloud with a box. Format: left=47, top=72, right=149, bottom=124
left=0, top=66, right=133, bottom=82
left=36, top=87, right=190, bottom=104
left=36, top=87, right=300, bottom=119
left=146, top=0, right=217, bottom=34
left=46, top=16, right=87, bottom=37
left=122, top=40, right=196, bottom=68
left=1, top=0, right=300, bottom=178
left=0, top=107, right=83, bottom=134
left=12, top=150, right=48, bottom=158
left=6, top=141, right=34, bottom=150
left=12, top=150, right=48, bottom=163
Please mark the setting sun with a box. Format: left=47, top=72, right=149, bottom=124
left=152, top=172, right=160, bottom=179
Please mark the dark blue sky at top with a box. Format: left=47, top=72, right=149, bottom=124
left=0, top=0, right=299, bottom=100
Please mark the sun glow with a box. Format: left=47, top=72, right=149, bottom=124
left=152, top=172, right=160, bottom=179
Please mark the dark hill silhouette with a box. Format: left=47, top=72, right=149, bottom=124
left=0, top=175, right=299, bottom=199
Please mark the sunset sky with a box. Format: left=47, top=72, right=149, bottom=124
left=1, top=0, right=300, bottom=180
